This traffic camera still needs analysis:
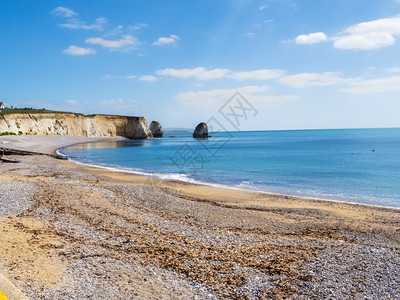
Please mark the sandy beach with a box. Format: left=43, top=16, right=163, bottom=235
left=1, top=136, right=399, bottom=299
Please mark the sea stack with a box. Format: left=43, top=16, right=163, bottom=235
left=150, top=121, right=163, bottom=137
left=193, top=122, right=209, bottom=138
left=135, top=121, right=153, bottom=139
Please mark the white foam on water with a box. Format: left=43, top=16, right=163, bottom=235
left=58, top=148, right=400, bottom=211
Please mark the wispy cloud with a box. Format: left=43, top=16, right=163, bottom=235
left=295, top=32, right=328, bottom=45
left=156, top=67, right=285, bottom=81
left=59, top=17, right=107, bottom=31
left=63, top=45, right=96, bottom=56
left=383, top=67, right=400, bottom=73
left=102, top=74, right=118, bottom=79
left=156, top=67, right=229, bottom=80
left=139, top=75, right=158, bottom=82
left=153, top=34, right=180, bottom=46
left=343, top=76, right=400, bottom=94
left=100, top=99, right=137, bottom=105
left=177, top=85, right=298, bottom=109
left=129, top=23, right=149, bottom=31
left=244, top=32, right=256, bottom=37
left=280, top=72, right=344, bottom=87
left=66, top=99, right=78, bottom=105
left=259, top=5, right=268, bottom=10
left=52, top=6, right=106, bottom=31
left=85, top=35, right=139, bottom=50
left=52, top=7, right=77, bottom=18
left=229, top=69, right=285, bottom=81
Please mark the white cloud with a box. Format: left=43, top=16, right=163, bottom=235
left=383, top=67, right=400, bottom=73
left=85, top=35, right=138, bottom=50
left=177, top=85, right=298, bottom=109
left=244, top=32, right=256, bottom=37
left=343, top=76, right=400, bottom=94
left=66, top=99, right=78, bottom=105
left=63, top=45, right=96, bottom=56
left=296, top=17, right=400, bottom=50
left=156, top=67, right=286, bottom=81
left=102, top=74, right=118, bottom=79
left=229, top=69, right=285, bottom=81
left=334, top=32, right=395, bottom=50
left=153, top=34, right=180, bottom=46
left=280, top=72, right=344, bottom=87
left=100, top=99, right=137, bottom=105
left=295, top=32, right=328, bottom=45
left=52, top=7, right=77, bottom=18
left=193, top=83, right=205, bottom=88
left=129, top=23, right=149, bottom=30
left=259, top=5, right=268, bottom=10
left=333, top=17, right=400, bottom=50
left=156, top=67, right=230, bottom=80
left=139, top=75, right=158, bottom=82
left=59, top=17, right=107, bottom=30
left=125, top=75, right=137, bottom=79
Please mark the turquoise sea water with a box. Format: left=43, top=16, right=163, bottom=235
left=60, top=128, right=400, bottom=208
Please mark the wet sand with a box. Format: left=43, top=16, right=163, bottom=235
left=0, top=136, right=399, bottom=299
left=0, top=135, right=125, bottom=155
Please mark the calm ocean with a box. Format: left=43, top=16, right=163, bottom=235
left=60, top=128, right=400, bottom=208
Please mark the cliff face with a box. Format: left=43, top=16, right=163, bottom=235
left=0, top=113, right=153, bottom=139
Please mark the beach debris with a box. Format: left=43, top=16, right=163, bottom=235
left=0, top=147, right=67, bottom=160
left=193, top=122, right=209, bottom=138
left=0, top=157, right=20, bottom=163
left=150, top=121, right=163, bottom=137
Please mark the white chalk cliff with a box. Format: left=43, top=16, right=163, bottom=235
left=0, top=113, right=153, bottom=139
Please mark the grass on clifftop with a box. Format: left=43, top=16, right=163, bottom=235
left=0, top=107, right=85, bottom=116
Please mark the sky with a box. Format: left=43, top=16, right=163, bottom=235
left=1, top=0, right=400, bottom=131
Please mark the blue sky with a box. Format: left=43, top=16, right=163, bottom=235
left=1, top=0, right=400, bottom=130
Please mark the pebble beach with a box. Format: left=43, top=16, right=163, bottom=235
left=0, top=136, right=400, bottom=299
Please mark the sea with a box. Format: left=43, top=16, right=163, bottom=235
left=59, top=128, right=400, bottom=208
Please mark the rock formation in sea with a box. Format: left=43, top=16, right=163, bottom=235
left=149, top=121, right=163, bottom=137
left=193, top=122, right=209, bottom=138
left=0, top=113, right=154, bottom=139
left=135, top=121, right=153, bottom=139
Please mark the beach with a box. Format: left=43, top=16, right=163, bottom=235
left=0, top=136, right=399, bottom=299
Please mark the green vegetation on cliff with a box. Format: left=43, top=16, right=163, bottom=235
left=0, top=107, right=84, bottom=116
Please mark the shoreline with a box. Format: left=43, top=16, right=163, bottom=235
left=67, top=156, right=400, bottom=211
left=0, top=135, right=126, bottom=155
left=57, top=138, right=400, bottom=211
left=1, top=134, right=399, bottom=211
left=0, top=136, right=399, bottom=298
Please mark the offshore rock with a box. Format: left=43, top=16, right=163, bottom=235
left=150, top=121, right=163, bottom=137
left=193, top=122, right=209, bottom=138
